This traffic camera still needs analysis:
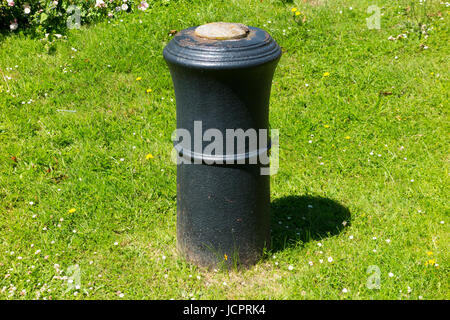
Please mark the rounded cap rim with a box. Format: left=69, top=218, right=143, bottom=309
left=163, top=25, right=282, bottom=69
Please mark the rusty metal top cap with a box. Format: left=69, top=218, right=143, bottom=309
left=163, top=22, right=281, bottom=70
left=194, top=22, right=250, bottom=40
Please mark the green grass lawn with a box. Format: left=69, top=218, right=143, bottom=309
left=0, top=0, right=448, bottom=299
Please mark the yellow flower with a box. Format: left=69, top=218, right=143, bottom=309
left=324, top=124, right=330, bottom=128
left=291, top=7, right=297, bottom=12
left=428, top=259, right=436, bottom=265
left=146, top=88, right=152, bottom=93
left=295, top=11, right=301, bottom=16
left=345, top=136, right=350, bottom=140
left=224, top=254, right=228, bottom=260
left=146, top=153, right=154, bottom=160
left=136, top=77, right=142, bottom=81
left=68, top=208, right=76, bottom=214
left=426, top=251, right=433, bottom=256
left=323, top=72, right=330, bottom=77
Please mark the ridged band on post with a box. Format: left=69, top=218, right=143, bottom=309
left=163, top=22, right=281, bottom=268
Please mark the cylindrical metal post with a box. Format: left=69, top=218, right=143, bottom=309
left=163, top=22, right=281, bottom=268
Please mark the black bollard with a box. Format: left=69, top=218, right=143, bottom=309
left=163, top=22, right=281, bottom=268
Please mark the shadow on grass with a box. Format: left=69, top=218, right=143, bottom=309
left=270, top=195, right=351, bottom=252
